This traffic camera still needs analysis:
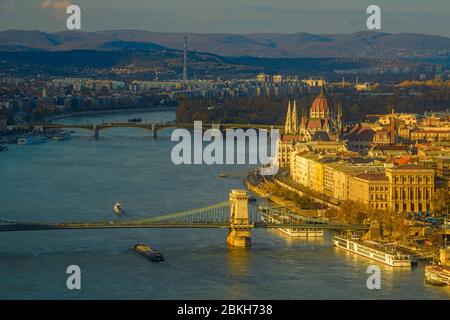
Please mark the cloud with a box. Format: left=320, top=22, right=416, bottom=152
left=40, top=0, right=73, bottom=11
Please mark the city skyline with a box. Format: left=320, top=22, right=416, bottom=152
left=0, top=0, right=449, bottom=37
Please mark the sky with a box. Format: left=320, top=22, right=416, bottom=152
left=0, top=0, right=449, bottom=36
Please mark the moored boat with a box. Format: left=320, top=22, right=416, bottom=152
left=333, top=235, right=412, bottom=267
left=261, top=210, right=324, bottom=238
left=134, top=244, right=164, bottom=262
left=424, top=248, right=450, bottom=286
left=52, top=132, right=71, bottom=141
left=17, top=136, right=47, bottom=145
left=0, top=144, right=7, bottom=151
left=425, top=264, right=450, bottom=286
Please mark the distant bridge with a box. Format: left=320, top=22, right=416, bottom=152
left=23, top=122, right=283, bottom=138
left=0, top=192, right=368, bottom=242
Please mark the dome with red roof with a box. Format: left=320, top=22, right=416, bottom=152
left=310, top=90, right=333, bottom=118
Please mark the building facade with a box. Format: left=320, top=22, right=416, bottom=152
left=349, top=173, right=390, bottom=210
left=385, top=164, right=435, bottom=213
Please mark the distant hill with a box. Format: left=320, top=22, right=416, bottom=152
left=0, top=30, right=449, bottom=60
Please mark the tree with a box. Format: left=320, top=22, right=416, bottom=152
left=337, top=200, right=369, bottom=224
left=431, top=188, right=450, bottom=217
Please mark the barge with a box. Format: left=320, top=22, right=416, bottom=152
left=134, top=244, right=164, bottom=262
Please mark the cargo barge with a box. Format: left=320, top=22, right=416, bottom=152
left=134, top=244, right=164, bottom=262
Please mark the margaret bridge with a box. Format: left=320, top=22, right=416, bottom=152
left=23, top=122, right=284, bottom=138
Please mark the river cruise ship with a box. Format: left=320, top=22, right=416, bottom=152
left=333, top=235, right=412, bottom=267
left=425, top=264, right=450, bottom=286
left=261, top=210, right=324, bottom=238
left=425, top=248, right=450, bottom=286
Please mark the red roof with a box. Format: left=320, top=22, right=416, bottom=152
left=346, top=126, right=376, bottom=141
left=306, top=118, right=324, bottom=129
left=311, top=91, right=333, bottom=113
left=281, top=134, right=303, bottom=142
left=394, top=156, right=412, bottom=165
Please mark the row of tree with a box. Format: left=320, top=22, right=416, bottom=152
left=176, top=87, right=450, bottom=125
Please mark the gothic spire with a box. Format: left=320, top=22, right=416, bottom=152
left=291, top=100, right=298, bottom=133
left=284, top=100, right=292, bottom=134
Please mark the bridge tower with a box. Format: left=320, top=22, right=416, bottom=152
left=227, top=189, right=252, bottom=248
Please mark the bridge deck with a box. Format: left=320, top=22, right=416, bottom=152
left=0, top=222, right=369, bottom=232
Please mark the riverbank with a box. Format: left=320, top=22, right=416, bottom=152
left=244, top=175, right=326, bottom=218
left=45, top=106, right=178, bottom=122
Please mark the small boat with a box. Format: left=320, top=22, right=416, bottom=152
left=0, top=144, right=7, bottom=151
left=52, top=132, right=71, bottom=141
left=219, top=173, right=227, bottom=178
left=128, top=117, right=142, bottom=123
left=134, top=244, right=164, bottom=262
left=17, top=136, right=47, bottom=145
left=113, top=202, right=124, bottom=215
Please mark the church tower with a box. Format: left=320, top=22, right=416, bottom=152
left=291, top=100, right=299, bottom=134
left=336, top=103, right=343, bottom=140
left=284, top=100, right=292, bottom=134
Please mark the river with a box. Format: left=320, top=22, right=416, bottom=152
left=0, top=110, right=448, bottom=299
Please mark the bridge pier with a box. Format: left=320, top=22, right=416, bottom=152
left=227, top=189, right=252, bottom=248
left=93, top=125, right=99, bottom=138
left=362, top=221, right=382, bottom=241
left=151, top=124, right=157, bottom=138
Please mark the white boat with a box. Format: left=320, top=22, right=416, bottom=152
left=333, top=235, right=412, bottom=267
left=113, top=202, right=124, bottom=215
left=275, top=226, right=324, bottom=237
left=52, top=132, right=71, bottom=141
left=18, top=136, right=47, bottom=145
left=425, top=264, right=450, bottom=286
left=425, top=248, right=450, bottom=286
left=261, top=210, right=324, bottom=238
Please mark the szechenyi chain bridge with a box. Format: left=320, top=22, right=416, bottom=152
left=0, top=190, right=369, bottom=247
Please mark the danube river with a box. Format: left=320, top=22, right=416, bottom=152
left=0, top=110, right=448, bottom=299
